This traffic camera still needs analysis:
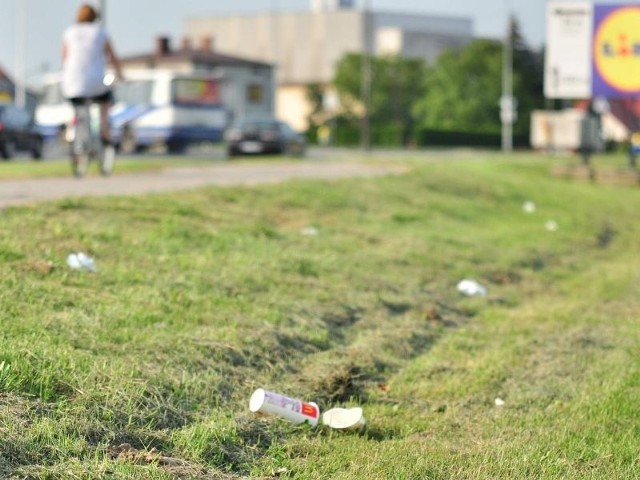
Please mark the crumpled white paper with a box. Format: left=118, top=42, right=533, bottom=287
left=66, top=252, right=98, bottom=272
left=456, top=279, right=487, bottom=297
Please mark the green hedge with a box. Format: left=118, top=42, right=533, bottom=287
left=417, top=129, right=529, bottom=148
left=307, top=122, right=530, bottom=148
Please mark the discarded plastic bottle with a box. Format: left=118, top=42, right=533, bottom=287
left=249, top=388, right=319, bottom=426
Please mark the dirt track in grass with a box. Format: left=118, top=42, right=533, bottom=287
left=0, top=159, right=409, bottom=209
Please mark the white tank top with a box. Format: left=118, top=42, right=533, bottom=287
left=62, top=23, right=109, bottom=99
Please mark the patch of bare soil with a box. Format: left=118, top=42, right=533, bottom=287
left=107, top=443, right=217, bottom=479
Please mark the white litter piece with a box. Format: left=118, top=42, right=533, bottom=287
left=322, top=407, right=366, bottom=430
left=495, top=398, right=505, bottom=406
left=456, top=279, right=487, bottom=297
left=66, top=253, right=82, bottom=270
left=249, top=388, right=319, bottom=426
left=301, top=227, right=319, bottom=236
left=545, top=220, right=558, bottom=232
left=522, top=201, right=536, bottom=213
left=76, top=252, right=97, bottom=272
left=66, top=252, right=98, bottom=272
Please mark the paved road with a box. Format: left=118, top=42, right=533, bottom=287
left=0, top=159, right=408, bottom=209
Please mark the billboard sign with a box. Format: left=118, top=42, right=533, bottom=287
left=545, top=1, right=593, bottom=99
left=592, top=4, right=640, bottom=97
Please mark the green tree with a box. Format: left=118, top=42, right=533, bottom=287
left=306, top=83, right=324, bottom=127
left=510, top=17, right=545, bottom=136
left=413, top=39, right=504, bottom=134
left=333, top=53, right=427, bottom=145
left=305, top=83, right=325, bottom=143
left=413, top=19, right=544, bottom=139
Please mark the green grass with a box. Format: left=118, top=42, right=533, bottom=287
left=0, top=155, right=220, bottom=179
left=1, top=151, right=639, bottom=478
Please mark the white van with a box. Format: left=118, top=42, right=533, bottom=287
left=36, top=69, right=229, bottom=153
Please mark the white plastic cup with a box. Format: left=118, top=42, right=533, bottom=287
left=249, top=388, right=320, bottom=426
left=322, top=407, right=366, bottom=430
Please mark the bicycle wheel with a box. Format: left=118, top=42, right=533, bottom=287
left=70, top=103, right=91, bottom=178
left=99, top=142, right=116, bottom=176
left=71, top=150, right=89, bottom=178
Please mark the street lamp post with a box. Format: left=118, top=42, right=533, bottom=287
left=361, top=0, right=372, bottom=152
left=500, top=8, right=514, bottom=153
left=98, top=0, right=106, bottom=25
left=500, top=26, right=513, bottom=152
left=15, top=0, right=27, bottom=108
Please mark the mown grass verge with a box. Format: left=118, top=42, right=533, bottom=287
left=0, top=155, right=220, bottom=180
left=0, top=152, right=639, bottom=478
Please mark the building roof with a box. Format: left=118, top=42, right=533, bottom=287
left=120, top=36, right=273, bottom=69
left=0, top=64, right=39, bottom=98
left=0, top=65, right=15, bottom=85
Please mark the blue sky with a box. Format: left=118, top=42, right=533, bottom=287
left=5, top=0, right=621, bottom=87
left=0, top=0, right=548, bottom=85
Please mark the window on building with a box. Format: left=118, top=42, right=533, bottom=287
left=247, top=84, right=263, bottom=104
left=171, top=79, right=220, bottom=106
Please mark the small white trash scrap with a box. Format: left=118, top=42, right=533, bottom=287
left=522, top=201, right=536, bottom=213
left=494, top=397, right=505, bottom=406
left=456, top=279, right=487, bottom=297
left=300, top=227, right=319, bottom=236
left=322, top=407, right=366, bottom=430
left=545, top=220, right=558, bottom=232
left=66, top=252, right=97, bottom=272
left=249, top=388, right=320, bottom=426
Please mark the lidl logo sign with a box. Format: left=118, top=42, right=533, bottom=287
left=593, top=5, right=640, bottom=97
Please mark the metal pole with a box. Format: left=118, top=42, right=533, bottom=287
left=361, top=0, right=371, bottom=152
left=270, top=0, right=279, bottom=116
left=501, top=8, right=513, bottom=152
left=15, top=0, right=27, bottom=108
left=98, top=0, right=106, bottom=26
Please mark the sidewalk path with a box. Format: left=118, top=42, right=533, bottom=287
left=0, top=160, right=408, bottom=209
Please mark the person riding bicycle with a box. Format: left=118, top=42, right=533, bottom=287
left=61, top=3, right=123, bottom=145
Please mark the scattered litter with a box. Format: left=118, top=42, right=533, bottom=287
left=301, top=227, right=319, bottom=236
left=456, top=279, right=487, bottom=297
left=322, top=407, right=366, bottom=430
left=66, top=252, right=97, bottom=272
left=522, top=201, right=536, bottom=213
left=545, top=220, right=558, bottom=232
left=377, top=383, right=390, bottom=393
left=249, top=389, right=368, bottom=431
left=249, top=388, right=319, bottom=426
left=66, top=254, right=81, bottom=270
left=495, top=398, right=505, bottom=406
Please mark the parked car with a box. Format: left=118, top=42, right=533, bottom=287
left=225, top=117, right=306, bottom=157
left=0, top=104, right=44, bottom=160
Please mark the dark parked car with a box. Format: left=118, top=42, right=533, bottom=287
left=0, top=104, right=44, bottom=160
left=225, top=118, right=306, bottom=157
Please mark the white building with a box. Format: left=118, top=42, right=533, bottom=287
left=184, top=2, right=472, bottom=130
left=34, top=37, right=276, bottom=150
left=120, top=36, right=276, bottom=123
left=312, top=0, right=355, bottom=12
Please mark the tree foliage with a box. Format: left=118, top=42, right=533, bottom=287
left=333, top=53, right=427, bottom=143
left=327, top=18, right=544, bottom=145
left=306, top=83, right=324, bottom=126
left=413, top=39, right=504, bottom=134
left=510, top=17, right=545, bottom=136
left=413, top=18, right=544, bottom=137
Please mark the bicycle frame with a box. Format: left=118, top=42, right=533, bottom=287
left=69, top=99, right=115, bottom=178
